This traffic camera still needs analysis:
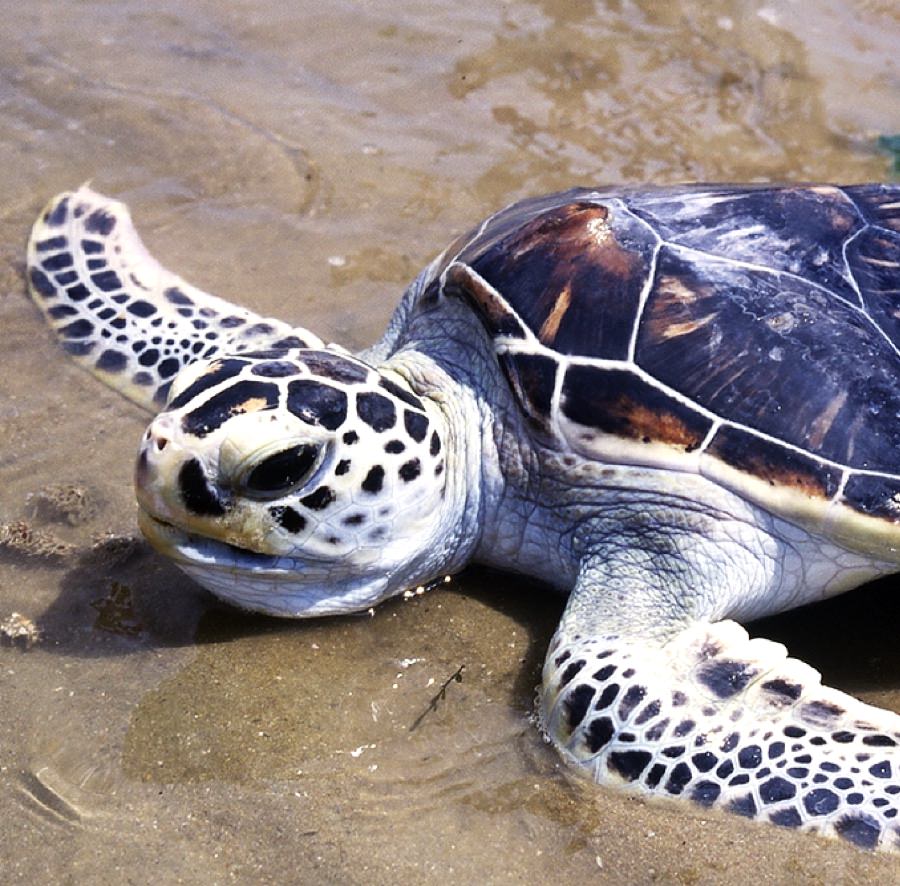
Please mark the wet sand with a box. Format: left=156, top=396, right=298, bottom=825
left=2, top=1, right=900, bottom=882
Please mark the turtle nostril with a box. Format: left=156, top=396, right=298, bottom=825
left=155, top=436, right=169, bottom=452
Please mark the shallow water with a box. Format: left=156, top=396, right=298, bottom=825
left=2, top=0, right=900, bottom=882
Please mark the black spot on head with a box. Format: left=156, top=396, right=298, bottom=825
left=84, top=208, right=116, bottom=235
left=96, top=349, right=128, bottom=372
left=835, top=813, right=881, bottom=849
left=287, top=379, right=348, bottom=431
left=342, top=513, right=366, bottom=526
left=91, top=270, right=122, bottom=292
left=430, top=431, right=441, bottom=456
left=585, top=716, right=614, bottom=753
left=251, top=361, right=300, bottom=378
left=343, top=430, right=359, bottom=445
left=179, top=458, right=225, bottom=516
left=29, top=268, right=57, bottom=298
left=673, top=719, right=696, bottom=738
left=609, top=750, right=652, bottom=782
left=634, top=700, right=661, bottom=725
left=803, top=788, right=839, bottom=816
left=81, top=239, right=103, bottom=255
left=593, top=664, right=616, bottom=682
left=768, top=741, right=785, bottom=759
left=271, top=335, right=308, bottom=349
left=399, top=459, right=421, bottom=482
left=301, top=351, right=369, bottom=384
left=167, top=358, right=248, bottom=410
left=361, top=465, right=385, bottom=494
left=869, top=760, right=892, bottom=779
left=56, top=270, right=78, bottom=286
left=335, top=459, right=351, bottom=476
left=596, top=683, right=619, bottom=710
left=404, top=410, right=429, bottom=443
left=357, top=392, right=396, bottom=432
left=270, top=505, right=306, bottom=533
left=220, top=315, right=246, bottom=328
left=86, top=258, right=106, bottom=271
left=565, top=684, right=595, bottom=731
left=862, top=734, right=897, bottom=747
left=301, top=486, right=335, bottom=511
left=132, top=371, right=154, bottom=386
left=716, top=760, right=734, bottom=778
left=182, top=380, right=280, bottom=437
left=645, top=718, right=669, bottom=742
left=784, top=725, right=806, bottom=738
left=243, top=322, right=275, bottom=336
left=385, top=440, right=406, bottom=454
left=618, top=685, right=646, bottom=720
left=559, top=660, right=585, bottom=687
left=379, top=376, right=423, bottom=410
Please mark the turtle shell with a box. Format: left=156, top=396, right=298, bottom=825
left=428, top=184, right=900, bottom=559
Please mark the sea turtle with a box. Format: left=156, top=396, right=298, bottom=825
left=25, top=182, right=900, bottom=850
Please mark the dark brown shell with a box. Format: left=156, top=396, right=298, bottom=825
left=429, top=184, right=900, bottom=545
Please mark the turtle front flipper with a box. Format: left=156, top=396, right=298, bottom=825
left=27, top=187, right=323, bottom=412
left=541, top=543, right=900, bottom=851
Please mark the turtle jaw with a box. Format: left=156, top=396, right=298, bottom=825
left=136, top=509, right=391, bottom=617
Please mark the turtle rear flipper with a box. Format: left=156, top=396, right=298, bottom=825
left=543, top=614, right=900, bottom=850
left=27, top=187, right=323, bottom=412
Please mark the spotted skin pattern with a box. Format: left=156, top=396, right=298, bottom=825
left=25, top=183, right=900, bottom=852
left=28, top=187, right=322, bottom=410
left=152, top=348, right=444, bottom=562
left=543, top=622, right=900, bottom=850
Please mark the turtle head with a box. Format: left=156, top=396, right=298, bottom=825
left=135, top=348, right=452, bottom=616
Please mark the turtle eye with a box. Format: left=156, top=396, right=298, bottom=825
left=240, top=444, right=319, bottom=499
